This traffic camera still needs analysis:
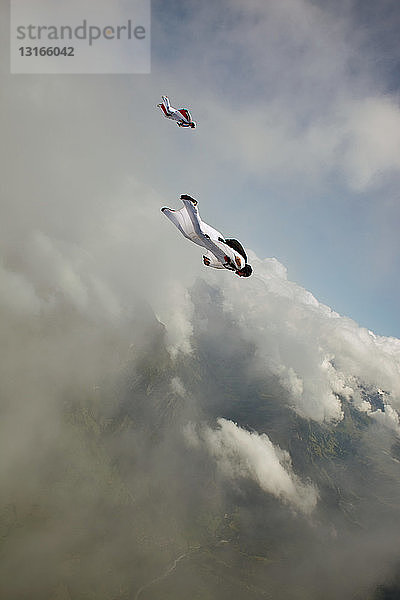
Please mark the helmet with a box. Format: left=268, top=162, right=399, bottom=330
left=237, top=264, right=252, bottom=277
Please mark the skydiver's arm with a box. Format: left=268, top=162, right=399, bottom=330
left=203, top=253, right=224, bottom=269
left=222, top=255, right=236, bottom=270
left=203, top=253, right=235, bottom=270
left=162, top=96, right=173, bottom=113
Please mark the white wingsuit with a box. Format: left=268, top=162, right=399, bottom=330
left=161, top=195, right=250, bottom=275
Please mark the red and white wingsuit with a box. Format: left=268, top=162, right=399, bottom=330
left=158, top=96, right=196, bottom=128
left=161, top=195, right=249, bottom=274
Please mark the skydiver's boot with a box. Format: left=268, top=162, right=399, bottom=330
left=180, top=194, right=198, bottom=206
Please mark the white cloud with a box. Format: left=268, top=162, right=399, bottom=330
left=203, top=253, right=400, bottom=425
left=186, top=418, right=318, bottom=514
left=354, top=389, right=400, bottom=435
left=370, top=403, right=400, bottom=434
left=341, top=97, right=400, bottom=190
left=156, top=282, right=194, bottom=358
left=183, top=94, right=400, bottom=192
left=170, top=376, right=186, bottom=397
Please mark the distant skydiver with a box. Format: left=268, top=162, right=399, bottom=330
left=161, top=195, right=253, bottom=277
left=157, top=95, right=197, bottom=128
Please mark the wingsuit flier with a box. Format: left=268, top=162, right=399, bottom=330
left=157, top=96, right=196, bottom=128
left=161, top=195, right=253, bottom=277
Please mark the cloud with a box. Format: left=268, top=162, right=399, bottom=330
left=370, top=402, right=400, bottom=433
left=185, top=418, right=318, bottom=514
left=0, top=262, right=41, bottom=316
left=354, top=388, right=400, bottom=435
left=341, top=96, right=400, bottom=189
left=202, top=253, right=400, bottom=424
left=156, top=280, right=194, bottom=357
left=170, top=376, right=186, bottom=397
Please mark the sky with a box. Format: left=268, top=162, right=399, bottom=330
left=4, top=0, right=400, bottom=337
left=150, top=0, right=400, bottom=338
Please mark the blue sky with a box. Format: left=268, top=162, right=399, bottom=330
left=147, top=0, right=400, bottom=338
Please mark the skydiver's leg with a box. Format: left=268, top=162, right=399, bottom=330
left=159, top=103, right=169, bottom=117
left=181, top=198, right=204, bottom=237
left=161, top=206, right=196, bottom=240
left=162, top=96, right=173, bottom=115
left=181, top=197, right=224, bottom=242
left=180, top=194, right=197, bottom=206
